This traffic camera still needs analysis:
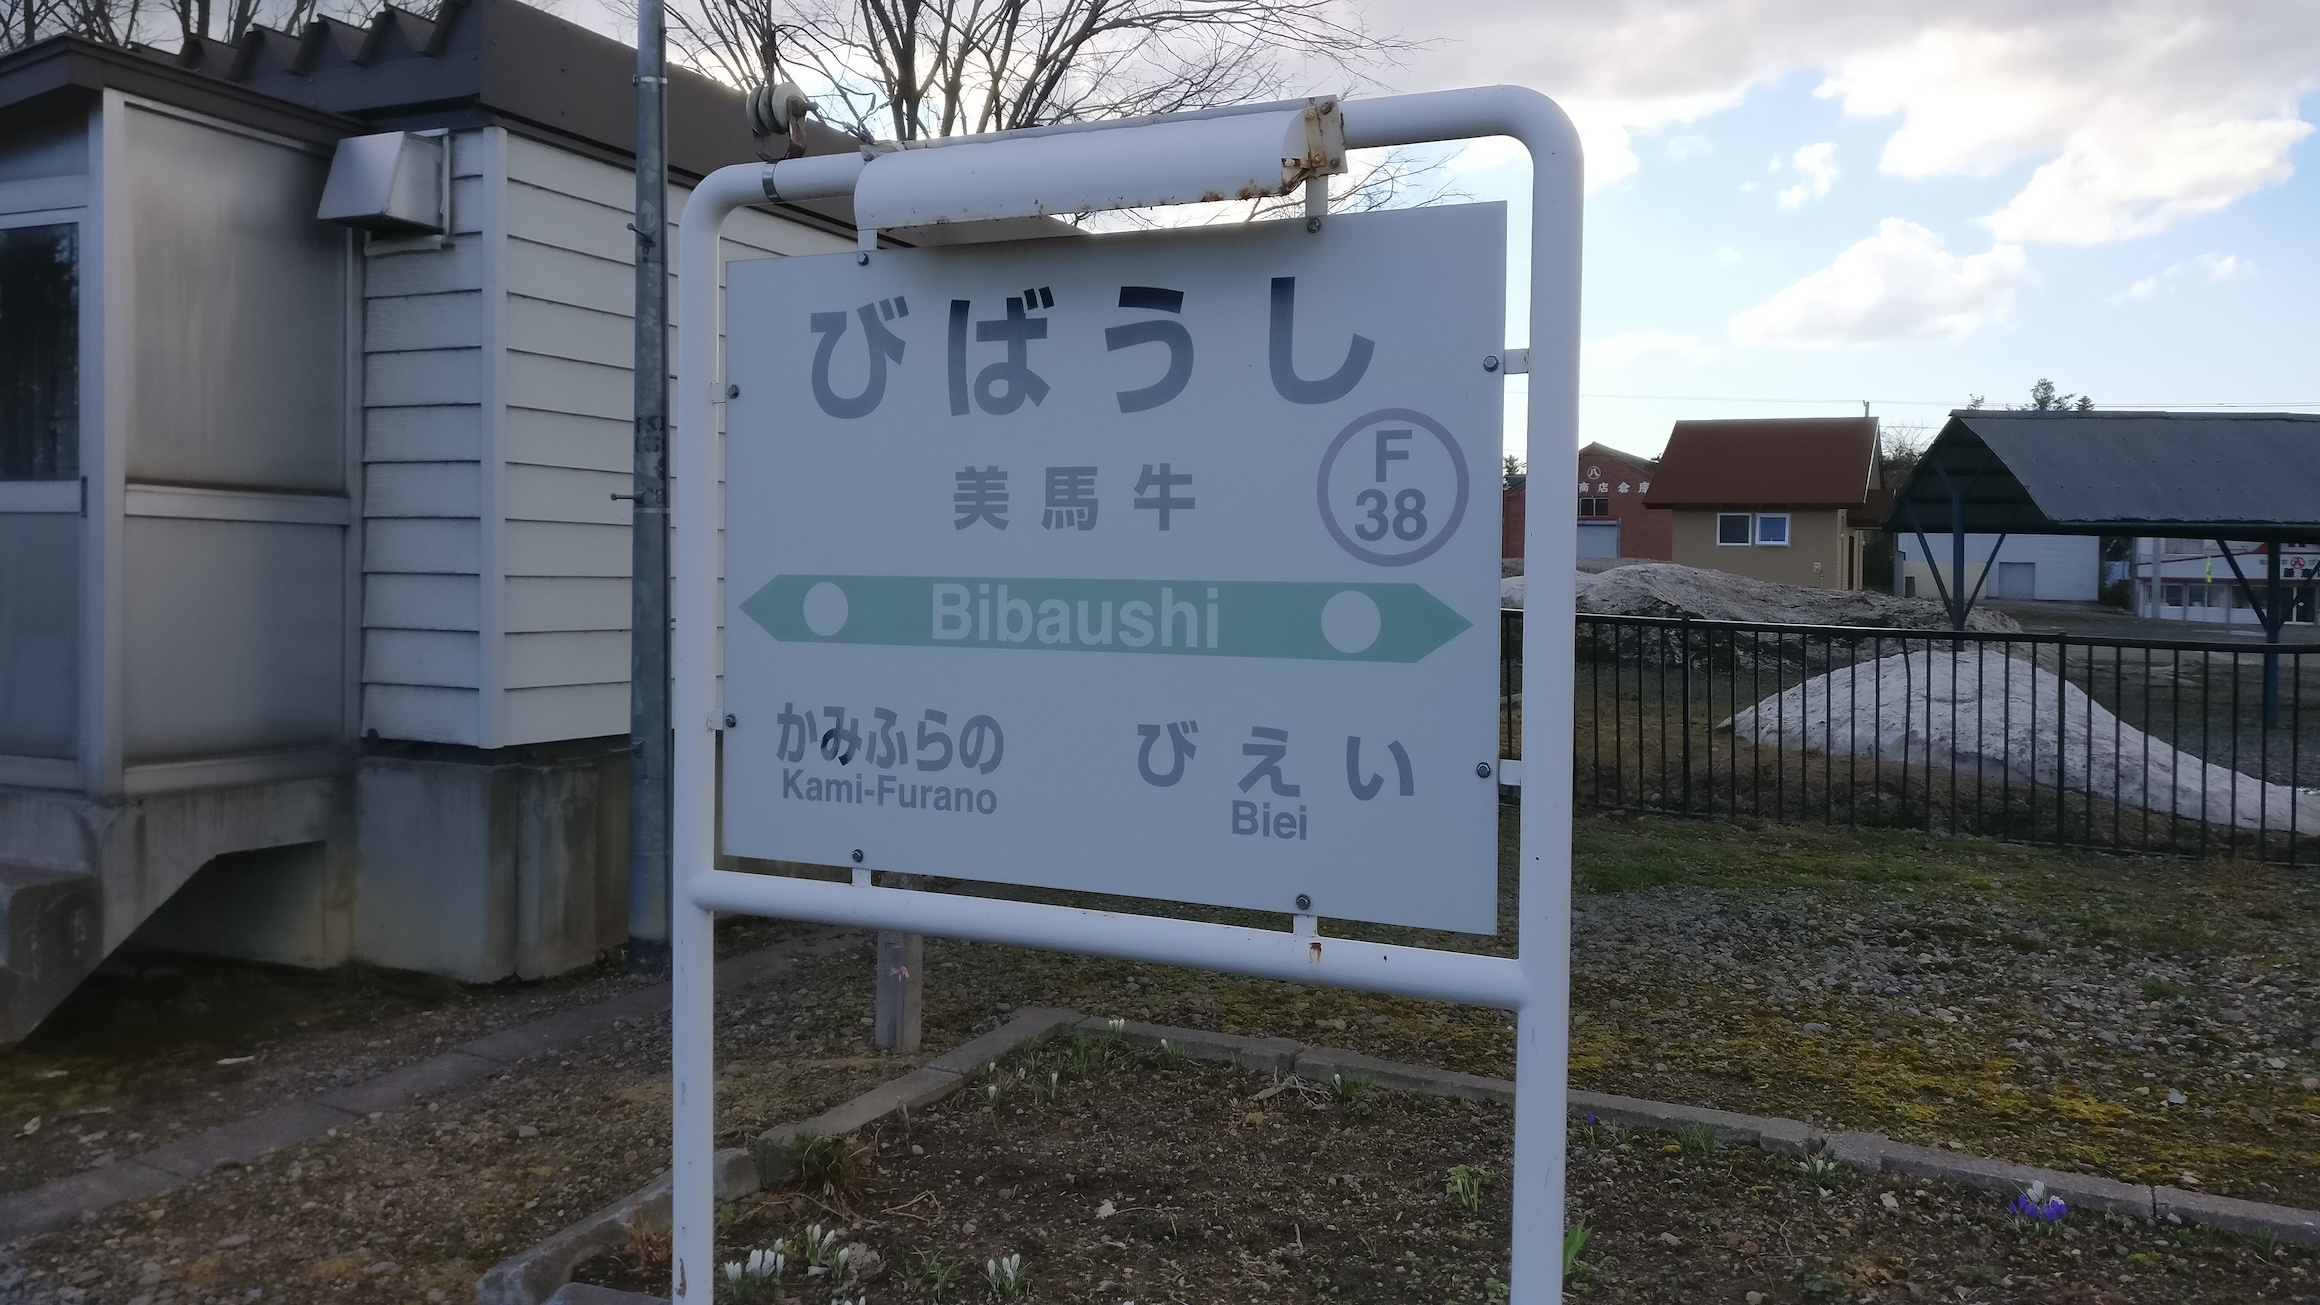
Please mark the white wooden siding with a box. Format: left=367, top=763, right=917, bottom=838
left=504, top=521, right=627, bottom=577
left=359, top=127, right=493, bottom=745
left=487, top=134, right=851, bottom=744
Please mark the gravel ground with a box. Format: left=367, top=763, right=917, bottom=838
left=0, top=812, right=2312, bottom=1302
left=1558, top=816, right=2320, bottom=1208
left=0, top=916, right=818, bottom=1194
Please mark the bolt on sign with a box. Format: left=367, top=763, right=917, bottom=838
left=722, top=204, right=1505, bottom=933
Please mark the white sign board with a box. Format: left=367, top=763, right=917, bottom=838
left=722, top=204, right=1506, bottom=933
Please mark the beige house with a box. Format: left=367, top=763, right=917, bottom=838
left=1643, top=417, right=1885, bottom=589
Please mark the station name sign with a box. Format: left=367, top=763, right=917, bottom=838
left=721, top=204, right=1507, bottom=933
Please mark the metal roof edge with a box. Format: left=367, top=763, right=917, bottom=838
left=0, top=35, right=358, bottom=144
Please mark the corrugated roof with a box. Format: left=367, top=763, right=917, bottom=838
left=1881, top=411, right=2320, bottom=541
left=1641, top=417, right=1878, bottom=508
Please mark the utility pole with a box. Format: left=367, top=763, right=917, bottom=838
left=626, top=0, right=672, bottom=976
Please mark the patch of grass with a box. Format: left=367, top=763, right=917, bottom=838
left=1676, top=1123, right=1719, bottom=1154
left=1798, top=1154, right=1846, bottom=1193
left=777, top=1132, right=866, bottom=1206
left=2140, top=975, right=2198, bottom=1000
left=1561, top=1222, right=1592, bottom=1279
left=900, top=1248, right=962, bottom=1294
left=1445, top=1164, right=1484, bottom=1214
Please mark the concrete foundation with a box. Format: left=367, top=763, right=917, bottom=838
left=353, top=740, right=630, bottom=983
left=0, top=736, right=632, bottom=1042
left=0, top=774, right=349, bottom=1043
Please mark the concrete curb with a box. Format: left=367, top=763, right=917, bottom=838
left=543, top=1286, right=666, bottom=1305
left=0, top=929, right=854, bottom=1245
left=480, top=1007, right=1077, bottom=1305
left=1084, top=1015, right=2320, bottom=1250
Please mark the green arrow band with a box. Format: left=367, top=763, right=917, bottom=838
left=739, top=575, right=1472, bottom=663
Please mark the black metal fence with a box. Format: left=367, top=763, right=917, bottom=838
left=1501, top=611, right=2320, bottom=865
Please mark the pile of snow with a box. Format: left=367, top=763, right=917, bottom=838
left=1502, top=562, right=2019, bottom=634
left=1725, top=648, right=2318, bottom=833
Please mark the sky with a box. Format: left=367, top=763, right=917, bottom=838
left=1370, top=0, right=2320, bottom=464
left=571, top=0, right=2320, bottom=467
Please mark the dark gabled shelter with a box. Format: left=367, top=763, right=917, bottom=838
left=1882, top=409, right=2320, bottom=718
left=1882, top=410, right=2320, bottom=544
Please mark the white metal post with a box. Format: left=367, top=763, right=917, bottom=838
left=671, top=88, right=1580, bottom=1302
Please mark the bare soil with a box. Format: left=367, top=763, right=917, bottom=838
left=576, top=1031, right=2316, bottom=1304
left=3, top=812, right=2317, bottom=1303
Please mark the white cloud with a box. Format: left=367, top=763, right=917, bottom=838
left=1728, top=218, right=2027, bottom=347
left=1774, top=141, right=1839, bottom=208
left=1588, top=330, right=1722, bottom=367
left=2194, top=252, right=2254, bottom=282
left=1372, top=0, right=2320, bottom=236
left=1716, top=246, right=1742, bottom=263
left=2117, top=251, right=2256, bottom=300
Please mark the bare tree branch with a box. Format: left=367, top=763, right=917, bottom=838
left=634, top=0, right=1417, bottom=146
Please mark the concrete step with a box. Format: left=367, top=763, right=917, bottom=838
left=0, top=862, right=102, bottom=1046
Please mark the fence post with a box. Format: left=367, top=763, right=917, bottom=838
left=875, top=874, right=925, bottom=1053
left=1678, top=617, right=1694, bottom=817
left=2052, top=632, right=2067, bottom=848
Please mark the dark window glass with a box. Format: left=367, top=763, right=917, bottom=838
left=1716, top=512, right=1751, bottom=545
left=0, top=223, right=78, bottom=480
left=1578, top=496, right=1608, bottom=517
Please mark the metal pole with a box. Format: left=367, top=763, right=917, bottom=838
left=626, top=0, right=673, bottom=975
left=2266, top=544, right=2283, bottom=728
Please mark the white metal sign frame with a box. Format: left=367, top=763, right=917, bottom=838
left=670, top=86, right=1581, bottom=1303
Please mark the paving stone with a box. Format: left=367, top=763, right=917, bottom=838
left=458, top=1004, right=629, bottom=1067
left=1569, top=1090, right=1776, bottom=1147
left=2154, top=1186, right=2320, bottom=1248
left=0, top=1160, right=180, bottom=1240
left=1088, top=1018, right=1304, bottom=1073
left=1879, top=1142, right=2152, bottom=1217
left=1751, top=1116, right=1823, bottom=1158
left=478, top=1172, right=674, bottom=1305
left=463, top=931, right=845, bottom=1068
left=919, top=1007, right=1079, bottom=1075
left=136, top=1101, right=359, bottom=1179
left=320, top=1051, right=500, bottom=1116
left=754, top=1070, right=964, bottom=1182
left=544, top=1285, right=667, bottom=1305
left=1291, top=1045, right=1512, bottom=1104
left=1819, top=1130, right=1892, bottom=1173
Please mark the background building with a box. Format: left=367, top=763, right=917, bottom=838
left=1501, top=441, right=1669, bottom=563
left=2131, top=540, right=2319, bottom=626
left=1894, top=534, right=2100, bottom=603
left=1642, top=416, right=1883, bottom=589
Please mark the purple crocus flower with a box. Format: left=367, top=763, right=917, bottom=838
left=2007, top=1192, right=2068, bottom=1222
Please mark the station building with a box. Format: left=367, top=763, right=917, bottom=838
left=0, top=0, right=917, bottom=1041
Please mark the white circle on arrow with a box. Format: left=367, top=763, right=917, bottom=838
left=802, top=581, right=849, bottom=637
left=1321, top=589, right=1381, bottom=655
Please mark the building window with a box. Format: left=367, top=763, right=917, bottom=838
left=1578, top=496, right=1609, bottom=517
left=1716, top=512, right=1751, bottom=545
left=2162, top=584, right=2185, bottom=607
left=1755, top=513, right=1790, bottom=546
left=0, top=222, right=78, bottom=481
